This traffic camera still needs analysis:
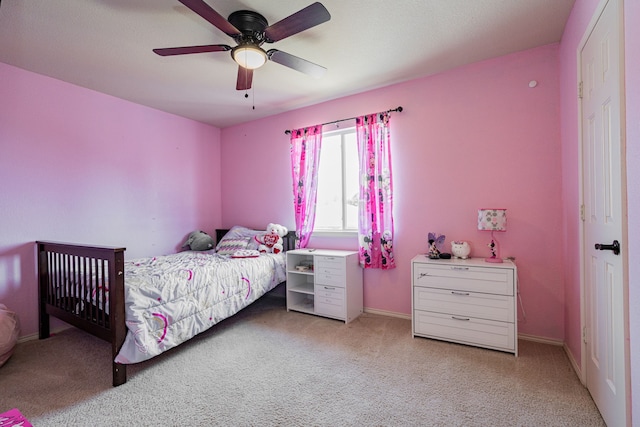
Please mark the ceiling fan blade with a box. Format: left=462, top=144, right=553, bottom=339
left=236, top=66, right=254, bottom=90
left=178, top=0, right=241, bottom=37
left=267, top=49, right=326, bottom=78
left=153, top=44, right=231, bottom=56
left=264, top=2, right=331, bottom=42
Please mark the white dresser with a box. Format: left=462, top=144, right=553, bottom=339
left=411, top=255, right=518, bottom=355
left=286, top=249, right=363, bottom=323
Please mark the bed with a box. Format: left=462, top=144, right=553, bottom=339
left=37, top=227, right=296, bottom=386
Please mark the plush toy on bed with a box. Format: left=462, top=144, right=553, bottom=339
left=182, top=230, right=215, bottom=251
left=254, top=223, right=288, bottom=254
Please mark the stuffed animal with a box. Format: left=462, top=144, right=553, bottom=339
left=254, top=223, right=288, bottom=254
left=182, top=230, right=215, bottom=251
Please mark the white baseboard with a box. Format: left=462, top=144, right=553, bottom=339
left=563, top=342, right=585, bottom=384
left=17, top=325, right=71, bottom=344
left=515, top=333, right=585, bottom=385
left=17, top=333, right=39, bottom=344
left=363, top=307, right=411, bottom=320
left=517, top=332, right=563, bottom=346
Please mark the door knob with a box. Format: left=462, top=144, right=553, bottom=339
left=594, top=240, right=620, bottom=255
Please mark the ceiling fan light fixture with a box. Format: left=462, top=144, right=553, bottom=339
left=232, top=44, right=267, bottom=70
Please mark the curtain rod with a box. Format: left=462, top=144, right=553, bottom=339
left=284, top=106, right=403, bottom=135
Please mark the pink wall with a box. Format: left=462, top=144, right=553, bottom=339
left=222, top=44, right=564, bottom=339
left=560, top=0, right=638, bottom=419
left=0, top=62, right=222, bottom=338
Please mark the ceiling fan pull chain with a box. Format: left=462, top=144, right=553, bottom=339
left=244, top=66, right=249, bottom=99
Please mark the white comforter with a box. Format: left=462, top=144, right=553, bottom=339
left=114, top=251, right=286, bottom=364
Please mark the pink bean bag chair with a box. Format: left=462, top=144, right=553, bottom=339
left=0, top=304, right=19, bottom=367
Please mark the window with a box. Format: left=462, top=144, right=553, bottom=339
left=314, top=127, right=359, bottom=232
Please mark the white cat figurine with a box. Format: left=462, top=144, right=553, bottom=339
left=451, top=241, right=471, bottom=259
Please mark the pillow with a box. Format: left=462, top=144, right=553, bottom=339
left=216, top=237, right=250, bottom=256
left=219, top=226, right=262, bottom=250
left=231, top=249, right=261, bottom=258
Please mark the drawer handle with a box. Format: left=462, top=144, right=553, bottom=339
left=451, top=267, right=469, bottom=271
left=451, top=316, right=470, bottom=321
left=451, top=291, right=470, bottom=296
left=323, top=286, right=336, bottom=290
left=419, top=273, right=429, bottom=278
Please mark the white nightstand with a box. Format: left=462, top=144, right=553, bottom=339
left=411, top=255, right=518, bottom=355
left=286, top=249, right=363, bottom=323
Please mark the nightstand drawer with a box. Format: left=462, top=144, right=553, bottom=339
left=315, top=272, right=345, bottom=287
left=414, top=310, right=515, bottom=352
left=315, top=284, right=344, bottom=300
left=413, top=264, right=513, bottom=296
left=315, top=255, right=345, bottom=270
left=413, top=287, right=514, bottom=322
left=315, top=285, right=345, bottom=317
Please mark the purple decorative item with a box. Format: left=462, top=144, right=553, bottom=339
left=428, top=232, right=445, bottom=259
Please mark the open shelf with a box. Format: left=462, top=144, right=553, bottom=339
left=286, top=292, right=315, bottom=314
left=288, top=281, right=314, bottom=294
left=287, top=270, right=314, bottom=276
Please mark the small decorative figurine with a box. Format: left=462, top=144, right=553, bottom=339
left=451, top=241, right=471, bottom=259
left=488, top=240, right=497, bottom=258
left=428, top=232, right=445, bottom=259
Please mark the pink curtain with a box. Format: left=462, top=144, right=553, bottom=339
left=356, top=112, right=395, bottom=269
left=290, top=125, right=322, bottom=249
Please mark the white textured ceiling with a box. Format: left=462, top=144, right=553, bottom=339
left=0, top=0, right=575, bottom=128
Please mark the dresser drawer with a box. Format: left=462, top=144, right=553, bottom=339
left=414, top=310, right=515, bottom=352
left=414, top=287, right=515, bottom=322
left=413, top=263, right=513, bottom=296
left=315, top=284, right=344, bottom=300
left=315, top=272, right=345, bottom=287
left=315, top=255, right=345, bottom=270
left=315, top=285, right=345, bottom=318
left=315, top=258, right=346, bottom=287
left=315, top=256, right=346, bottom=284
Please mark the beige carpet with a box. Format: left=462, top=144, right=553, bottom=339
left=0, top=293, right=604, bottom=426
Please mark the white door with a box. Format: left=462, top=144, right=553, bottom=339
left=580, top=0, right=628, bottom=425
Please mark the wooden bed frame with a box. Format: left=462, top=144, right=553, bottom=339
left=37, top=229, right=296, bottom=386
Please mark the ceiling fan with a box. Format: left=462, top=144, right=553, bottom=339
left=153, top=0, right=331, bottom=91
